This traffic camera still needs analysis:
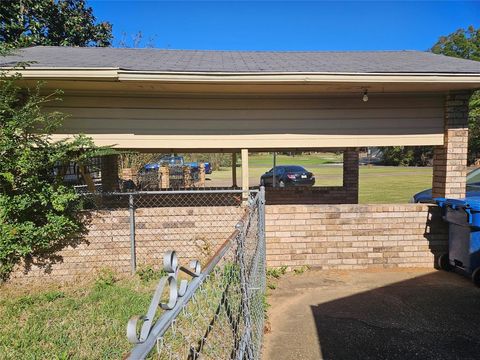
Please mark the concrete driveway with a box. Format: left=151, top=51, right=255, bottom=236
left=263, top=269, right=480, bottom=360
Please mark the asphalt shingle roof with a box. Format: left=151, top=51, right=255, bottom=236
left=2, top=46, right=480, bottom=74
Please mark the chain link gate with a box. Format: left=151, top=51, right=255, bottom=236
left=125, top=188, right=266, bottom=360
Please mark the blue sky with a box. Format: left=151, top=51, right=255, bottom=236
left=89, top=1, right=480, bottom=51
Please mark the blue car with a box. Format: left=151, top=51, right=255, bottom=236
left=412, top=167, right=480, bottom=203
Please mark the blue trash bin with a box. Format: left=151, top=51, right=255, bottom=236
left=435, top=196, right=480, bottom=285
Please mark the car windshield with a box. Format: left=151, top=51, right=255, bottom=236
left=467, top=168, right=480, bottom=185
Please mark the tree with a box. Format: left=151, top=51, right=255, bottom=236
left=431, top=26, right=480, bottom=61
left=0, top=65, right=113, bottom=280
left=0, top=0, right=112, bottom=48
left=379, top=146, right=433, bottom=167
left=431, top=26, right=480, bottom=164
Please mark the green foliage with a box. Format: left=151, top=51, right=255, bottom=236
left=293, top=265, right=310, bottom=275
left=468, top=91, right=480, bottom=164
left=379, top=146, right=434, bottom=166
left=136, top=265, right=166, bottom=284
left=431, top=26, right=480, bottom=164
left=0, top=0, right=112, bottom=49
left=0, top=65, right=115, bottom=280
left=94, top=269, right=117, bottom=289
left=184, top=153, right=233, bottom=171
left=431, top=25, right=480, bottom=61
left=266, top=266, right=287, bottom=279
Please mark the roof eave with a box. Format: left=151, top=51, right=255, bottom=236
left=5, top=68, right=480, bottom=86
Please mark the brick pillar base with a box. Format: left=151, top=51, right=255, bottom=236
left=432, top=91, right=470, bottom=199
left=343, top=148, right=359, bottom=203
left=100, top=155, right=119, bottom=192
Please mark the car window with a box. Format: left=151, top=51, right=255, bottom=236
left=467, top=168, right=480, bottom=184
left=285, top=166, right=306, bottom=172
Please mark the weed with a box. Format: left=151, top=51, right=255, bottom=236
left=266, top=266, right=287, bottom=279
left=43, top=290, right=65, bottom=302
left=293, top=266, right=310, bottom=275
left=94, top=268, right=117, bottom=289
left=136, top=265, right=166, bottom=284
left=267, top=283, right=276, bottom=290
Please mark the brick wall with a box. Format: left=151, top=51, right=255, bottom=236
left=10, top=203, right=449, bottom=283
left=266, top=204, right=448, bottom=269
left=432, top=91, right=470, bottom=199
left=10, top=206, right=243, bottom=283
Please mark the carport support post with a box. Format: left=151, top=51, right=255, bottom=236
left=432, top=91, right=471, bottom=199
left=232, top=153, right=238, bottom=188
left=241, top=149, right=249, bottom=201
left=101, top=154, right=119, bottom=192
left=343, top=148, right=359, bottom=203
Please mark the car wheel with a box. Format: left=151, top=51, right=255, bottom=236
left=438, top=253, right=452, bottom=271
left=279, top=180, right=285, bottom=188
left=472, top=267, right=480, bottom=287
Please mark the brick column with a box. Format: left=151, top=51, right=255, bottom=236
left=432, top=91, right=471, bottom=199
left=199, top=163, right=206, bottom=187
left=100, top=155, right=119, bottom=192
left=343, top=148, right=359, bottom=203
left=160, top=165, right=169, bottom=189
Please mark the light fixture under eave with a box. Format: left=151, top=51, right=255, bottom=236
left=362, top=89, right=369, bottom=102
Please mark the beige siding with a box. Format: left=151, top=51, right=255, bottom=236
left=48, top=93, right=444, bottom=149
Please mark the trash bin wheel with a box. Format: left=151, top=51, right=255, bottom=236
left=438, top=253, right=452, bottom=271
left=472, top=268, right=480, bottom=287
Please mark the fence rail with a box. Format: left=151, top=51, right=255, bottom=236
left=125, top=188, right=266, bottom=359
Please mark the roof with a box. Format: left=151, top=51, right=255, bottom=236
left=2, top=46, right=480, bottom=74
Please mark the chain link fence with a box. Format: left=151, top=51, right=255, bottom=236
left=75, top=190, right=248, bottom=279
left=125, top=188, right=266, bottom=359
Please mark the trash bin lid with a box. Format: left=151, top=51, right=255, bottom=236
left=435, top=197, right=480, bottom=211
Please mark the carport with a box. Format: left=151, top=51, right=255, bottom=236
left=4, top=47, right=480, bottom=203
left=5, top=48, right=480, bottom=357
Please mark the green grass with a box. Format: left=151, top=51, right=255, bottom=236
left=245, top=152, right=343, bottom=167
left=0, top=275, right=155, bottom=360
left=359, top=166, right=432, bottom=203
left=210, top=160, right=433, bottom=203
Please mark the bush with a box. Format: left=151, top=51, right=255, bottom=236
left=0, top=64, right=113, bottom=280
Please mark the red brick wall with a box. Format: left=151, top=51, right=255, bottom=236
left=266, top=204, right=448, bottom=269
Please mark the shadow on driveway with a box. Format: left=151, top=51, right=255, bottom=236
left=264, top=269, right=480, bottom=360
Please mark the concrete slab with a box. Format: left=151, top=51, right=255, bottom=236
left=263, top=269, right=480, bottom=360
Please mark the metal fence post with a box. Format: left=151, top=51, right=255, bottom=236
left=259, top=186, right=266, bottom=243
left=129, top=194, right=136, bottom=274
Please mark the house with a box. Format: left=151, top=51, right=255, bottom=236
left=3, top=46, right=479, bottom=201
left=3, top=46, right=480, bottom=275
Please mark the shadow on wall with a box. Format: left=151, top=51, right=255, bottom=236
left=310, top=271, right=480, bottom=360
left=425, top=205, right=449, bottom=269
left=18, top=212, right=92, bottom=276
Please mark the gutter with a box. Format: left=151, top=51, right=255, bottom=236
left=4, top=67, right=480, bottom=85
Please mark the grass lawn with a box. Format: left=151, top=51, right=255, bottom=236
left=208, top=152, right=433, bottom=203
left=245, top=152, right=343, bottom=167
left=359, top=166, right=432, bottom=203
left=0, top=272, right=156, bottom=359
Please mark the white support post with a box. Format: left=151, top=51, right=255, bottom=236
left=232, top=152, right=238, bottom=188
left=241, top=149, right=249, bottom=201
